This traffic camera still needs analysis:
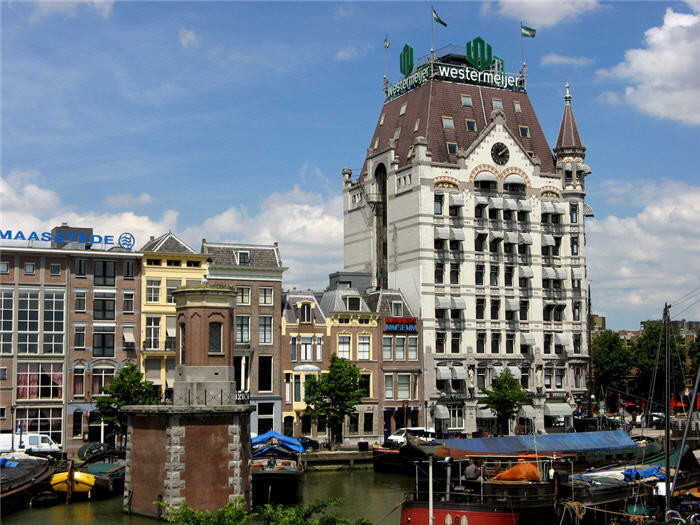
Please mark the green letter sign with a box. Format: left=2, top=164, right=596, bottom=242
left=400, top=44, right=414, bottom=77
left=466, top=36, right=494, bottom=70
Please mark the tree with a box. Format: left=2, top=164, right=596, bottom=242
left=591, top=330, right=630, bottom=404
left=158, top=498, right=251, bottom=525
left=478, top=369, right=528, bottom=436
left=258, top=498, right=372, bottom=525
left=95, top=364, right=160, bottom=443
left=304, top=355, right=365, bottom=448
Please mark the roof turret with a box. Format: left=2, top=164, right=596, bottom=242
left=554, top=82, right=585, bottom=156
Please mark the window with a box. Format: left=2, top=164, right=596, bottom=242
left=363, top=412, right=373, bottom=434
left=461, top=94, right=472, bottom=107
left=258, top=356, right=273, bottom=392
left=338, top=335, right=351, bottom=359
left=50, top=263, right=61, bottom=276
left=300, top=303, right=312, bottom=323
left=259, top=287, right=273, bottom=305
left=91, top=367, right=114, bottom=396
left=490, top=266, right=499, bottom=286
left=519, top=300, right=529, bottom=321
left=513, top=100, right=521, bottom=113
left=179, top=323, right=186, bottom=363
left=407, top=337, right=418, bottom=360
left=74, top=325, right=85, bottom=349
left=555, top=369, right=564, bottom=389
left=238, top=251, right=250, bottom=264
left=414, top=118, right=420, bottom=132
left=123, top=291, right=134, bottom=313
left=519, top=126, right=531, bottom=138
left=573, top=301, right=581, bottom=321
left=573, top=278, right=582, bottom=291
left=94, top=292, right=115, bottom=320
left=94, top=260, right=115, bottom=286
left=315, top=336, right=323, bottom=361
left=492, top=98, right=503, bottom=110
left=477, top=368, right=486, bottom=388
left=476, top=297, right=485, bottom=320
left=74, top=290, right=86, bottom=311
left=477, top=332, right=486, bottom=353
left=434, top=194, right=444, bottom=215
left=465, top=119, right=477, bottom=132
left=296, top=336, right=312, bottom=361
left=236, top=287, right=250, bottom=305
left=147, top=259, right=161, bottom=266
left=145, top=317, right=161, bottom=350
left=449, top=407, right=464, bottom=429
left=166, top=279, right=179, bottom=304
left=359, top=374, right=371, bottom=397
left=17, top=362, right=63, bottom=399
left=43, top=291, right=64, bottom=354
left=146, top=279, right=160, bottom=303
left=505, top=266, right=514, bottom=287
left=393, top=127, right=401, bottom=140
left=574, top=333, right=582, bottom=354
left=398, top=102, right=408, bottom=115
left=166, top=259, right=180, bottom=267
left=0, top=290, right=13, bottom=354
left=544, top=333, right=552, bottom=354
left=18, top=290, right=39, bottom=354
left=394, top=336, right=405, bottom=360
left=76, top=259, right=87, bottom=276
left=346, top=296, right=361, bottom=311
left=451, top=333, right=460, bottom=354
left=348, top=413, right=359, bottom=434
left=209, top=322, right=223, bottom=353
left=391, top=301, right=403, bottom=316
left=259, top=316, right=273, bottom=344
left=358, top=335, right=370, bottom=360
left=379, top=113, right=385, bottom=125
left=442, top=116, right=454, bottom=129
left=475, top=264, right=484, bottom=286
left=384, top=374, right=394, bottom=399
left=185, top=260, right=200, bottom=268
left=571, top=236, right=579, bottom=255
left=0, top=368, right=6, bottom=380
left=446, top=142, right=458, bottom=155
left=450, top=264, right=459, bottom=285
left=293, top=374, right=302, bottom=402
left=382, top=336, right=393, bottom=361
left=74, top=368, right=84, bottom=396
left=24, top=262, right=36, bottom=275
left=521, top=368, right=529, bottom=389
left=373, top=137, right=379, bottom=149
left=72, top=411, right=83, bottom=437
left=436, top=332, right=446, bottom=354
left=124, top=260, right=134, bottom=278
left=15, top=407, right=62, bottom=444
left=235, top=315, right=250, bottom=344
left=570, top=203, right=578, bottom=223
left=491, top=333, right=500, bottom=353
left=491, top=299, right=500, bottom=320
left=397, top=374, right=411, bottom=400
left=0, top=261, right=8, bottom=274
left=93, top=325, right=115, bottom=357
left=506, top=333, right=514, bottom=354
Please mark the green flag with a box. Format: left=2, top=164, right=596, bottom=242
left=521, top=25, right=536, bottom=38
left=384, top=35, right=389, bottom=49
left=432, top=7, right=447, bottom=27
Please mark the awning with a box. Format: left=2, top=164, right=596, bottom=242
left=434, top=404, right=450, bottom=419
left=490, top=230, right=504, bottom=240
left=542, top=267, right=556, bottom=279
left=489, top=197, right=504, bottom=209
left=475, top=196, right=489, bottom=205
left=475, top=172, right=498, bottom=183
left=519, top=405, right=538, bottom=419
left=544, top=403, right=574, bottom=417
left=518, top=233, right=532, bottom=245
left=572, top=267, right=585, bottom=279
left=450, top=229, right=465, bottom=241
left=508, top=366, right=522, bottom=380
left=505, top=298, right=520, bottom=311
left=504, top=232, right=519, bottom=244
left=450, top=297, right=466, bottom=309
left=435, top=227, right=450, bottom=240
left=519, top=266, right=533, bottom=278
left=541, top=202, right=555, bottom=214
left=555, top=333, right=570, bottom=345
left=503, top=198, right=518, bottom=210
left=436, top=367, right=451, bottom=380
left=436, top=296, right=451, bottom=309
left=541, top=234, right=556, bottom=247
left=477, top=408, right=497, bottom=419
left=504, top=173, right=526, bottom=185
left=450, top=195, right=465, bottom=207
left=554, top=203, right=568, bottom=214
left=578, top=163, right=592, bottom=175
left=518, top=200, right=532, bottom=212
left=451, top=366, right=468, bottom=380
left=123, top=327, right=136, bottom=343
left=583, top=203, right=594, bottom=218
left=521, top=333, right=536, bottom=346
left=166, top=316, right=176, bottom=337
left=555, top=267, right=568, bottom=280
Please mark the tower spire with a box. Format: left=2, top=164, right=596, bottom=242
left=554, top=81, right=585, bottom=158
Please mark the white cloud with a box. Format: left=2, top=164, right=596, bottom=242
left=541, top=53, right=593, bottom=66
left=597, top=7, right=700, bottom=125
left=335, top=44, right=372, bottom=62
left=178, top=29, right=198, bottom=49
left=494, top=0, right=599, bottom=28
left=106, top=192, right=153, bottom=208
left=30, top=0, right=114, bottom=21
left=597, top=90, right=622, bottom=105
left=588, top=180, right=700, bottom=325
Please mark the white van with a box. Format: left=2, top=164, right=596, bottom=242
left=386, top=427, right=436, bottom=447
left=0, top=433, right=61, bottom=453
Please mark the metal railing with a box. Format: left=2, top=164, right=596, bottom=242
left=162, top=389, right=251, bottom=406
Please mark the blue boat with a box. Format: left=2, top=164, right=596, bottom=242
left=251, top=431, right=305, bottom=506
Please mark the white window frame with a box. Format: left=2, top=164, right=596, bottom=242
left=0, top=262, right=9, bottom=274
left=235, top=315, right=250, bottom=344
left=397, top=374, right=411, bottom=400
left=237, top=251, right=250, bottom=264
left=414, top=118, right=420, bottom=132
left=43, top=290, right=65, bottom=354
left=408, top=336, right=418, bottom=360
left=74, top=324, right=86, bottom=349
left=513, top=100, right=521, bottom=113
left=395, top=336, right=406, bottom=360
left=258, top=315, right=273, bottom=345
left=391, top=301, right=403, bottom=316
left=358, top=335, right=370, bottom=360
left=399, top=102, right=407, bottom=115
left=24, top=262, right=35, bottom=275
left=300, top=336, right=313, bottom=361
left=492, top=98, right=503, bottom=110
left=337, top=335, right=351, bottom=359
left=49, top=263, right=61, bottom=276
left=0, top=289, right=13, bottom=354
left=384, top=374, right=394, bottom=400
left=441, top=116, right=455, bottom=129
left=259, top=287, right=273, bottom=306
left=123, top=290, right=135, bottom=313
left=315, top=336, right=323, bottom=361
left=75, top=290, right=86, bottom=312
left=17, top=290, right=39, bottom=354
left=236, top=286, right=251, bottom=306
left=92, top=367, right=114, bottom=396
left=146, top=279, right=161, bottom=303
left=519, top=126, right=531, bottom=138
left=382, top=336, right=393, bottom=361
left=146, top=316, right=161, bottom=350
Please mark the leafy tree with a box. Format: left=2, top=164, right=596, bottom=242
left=478, top=369, right=528, bottom=436
left=158, top=498, right=251, bottom=525
left=258, top=498, right=372, bottom=525
left=304, top=355, right=365, bottom=448
left=591, top=330, right=630, bottom=403
left=95, top=363, right=160, bottom=443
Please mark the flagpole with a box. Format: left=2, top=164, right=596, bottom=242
left=520, top=21, right=524, bottom=66
left=430, top=8, right=435, bottom=76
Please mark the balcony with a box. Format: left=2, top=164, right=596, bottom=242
left=518, top=255, right=531, bottom=265
left=436, top=318, right=450, bottom=329
left=451, top=319, right=466, bottom=331
left=543, top=289, right=566, bottom=300
left=542, top=223, right=564, bottom=235
left=436, top=249, right=449, bottom=261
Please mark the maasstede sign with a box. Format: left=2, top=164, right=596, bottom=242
left=0, top=229, right=136, bottom=250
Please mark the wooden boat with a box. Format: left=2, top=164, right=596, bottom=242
left=251, top=431, right=304, bottom=506
left=0, top=453, right=51, bottom=515
left=49, top=471, right=95, bottom=493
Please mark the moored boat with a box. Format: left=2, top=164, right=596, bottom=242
left=251, top=431, right=305, bottom=506
left=49, top=470, right=95, bottom=493
left=0, top=453, right=52, bottom=515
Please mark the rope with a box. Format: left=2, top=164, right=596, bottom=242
left=562, top=501, right=648, bottom=521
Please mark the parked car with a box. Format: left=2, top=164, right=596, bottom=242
left=385, top=427, right=436, bottom=447
left=0, top=433, right=61, bottom=454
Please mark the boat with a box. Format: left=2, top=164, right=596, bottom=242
left=87, top=460, right=127, bottom=497
left=0, top=453, right=52, bottom=515
left=49, top=470, right=96, bottom=493
left=251, top=431, right=305, bottom=506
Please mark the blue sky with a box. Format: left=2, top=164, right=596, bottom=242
left=2, top=1, right=700, bottom=329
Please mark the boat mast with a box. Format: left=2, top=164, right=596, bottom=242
left=428, top=455, right=434, bottom=525
left=664, top=303, right=671, bottom=514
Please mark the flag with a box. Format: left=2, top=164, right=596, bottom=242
left=521, top=25, right=536, bottom=38
left=384, top=35, right=389, bottom=49
left=432, top=7, right=447, bottom=27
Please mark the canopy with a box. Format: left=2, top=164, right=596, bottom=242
left=435, top=227, right=450, bottom=240
left=434, top=404, right=450, bottom=419
left=518, top=233, right=533, bottom=245
left=519, top=405, right=537, bottom=419
left=477, top=408, right=497, bottom=419
left=541, top=234, right=556, bottom=247
left=490, top=231, right=504, bottom=240
left=518, top=200, right=532, bottom=212
left=503, top=198, right=518, bottom=210
left=542, top=267, right=556, bottom=279
left=578, top=163, right=592, bottom=175
left=475, top=172, right=498, bottom=183
left=544, top=403, right=574, bottom=417
left=450, top=195, right=465, bottom=207
left=541, top=202, right=555, bottom=214
left=505, top=298, right=520, bottom=311
left=123, top=327, right=136, bottom=344
left=293, top=364, right=321, bottom=372
left=436, top=367, right=451, bottom=380
left=572, top=267, right=585, bottom=279
left=252, top=431, right=305, bottom=456
left=436, top=296, right=450, bottom=309
left=507, top=366, right=522, bottom=380
left=504, top=173, right=526, bottom=185
left=450, top=229, right=465, bottom=241
left=583, top=203, right=595, bottom=218
left=451, top=366, right=468, bottom=380
left=521, top=333, right=536, bottom=346
left=450, top=297, right=466, bottom=309
left=442, top=430, right=637, bottom=455
left=504, top=232, right=519, bottom=244
left=475, top=196, right=489, bottom=205
left=555, top=267, right=568, bottom=280
left=519, top=266, right=533, bottom=278
left=489, top=197, right=504, bottom=209
left=553, top=203, right=568, bottom=214
left=555, top=333, right=570, bottom=345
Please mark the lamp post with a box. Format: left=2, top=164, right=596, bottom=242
left=10, top=405, right=15, bottom=452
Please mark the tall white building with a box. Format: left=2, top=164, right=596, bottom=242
left=342, top=44, right=593, bottom=434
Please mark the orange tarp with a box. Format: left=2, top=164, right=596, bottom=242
left=491, top=462, right=541, bottom=481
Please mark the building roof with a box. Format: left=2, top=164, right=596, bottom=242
left=282, top=292, right=326, bottom=324
left=364, top=290, right=414, bottom=317
left=554, top=83, right=584, bottom=152
left=319, top=288, right=371, bottom=315
left=140, top=232, right=196, bottom=254
left=202, top=241, right=284, bottom=271
left=363, top=79, right=555, bottom=175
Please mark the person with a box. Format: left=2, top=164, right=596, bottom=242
left=464, top=459, right=477, bottom=480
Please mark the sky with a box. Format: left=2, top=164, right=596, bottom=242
left=2, top=0, right=700, bottom=330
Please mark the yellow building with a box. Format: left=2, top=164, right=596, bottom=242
left=138, top=232, right=208, bottom=396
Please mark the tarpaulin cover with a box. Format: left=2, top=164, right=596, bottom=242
left=442, top=430, right=637, bottom=455
left=492, top=462, right=540, bottom=481
left=252, top=431, right=305, bottom=455
left=623, top=466, right=664, bottom=482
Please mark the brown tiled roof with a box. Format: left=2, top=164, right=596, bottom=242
left=363, top=80, right=555, bottom=175
left=202, top=242, right=282, bottom=270
left=140, top=232, right=195, bottom=254
left=555, top=100, right=584, bottom=151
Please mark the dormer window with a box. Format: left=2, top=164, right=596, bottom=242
left=446, top=142, right=458, bottom=155
left=379, top=113, right=385, bottom=125
left=399, top=103, right=407, bottom=116
left=346, top=296, right=361, bottom=311
left=461, top=94, right=472, bottom=107
left=238, top=251, right=250, bottom=264
left=519, top=126, right=531, bottom=138
left=373, top=137, right=379, bottom=149
left=492, top=98, right=503, bottom=110
left=441, top=116, right=454, bottom=129
left=513, top=100, right=521, bottom=113
left=391, top=301, right=403, bottom=316
left=300, top=303, right=312, bottom=323
left=465, top=119, right=477, bottom=132
left=393, top=127, right=401, bottom=140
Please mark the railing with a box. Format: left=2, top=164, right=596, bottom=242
left=162, top=389, right=251, bottom=406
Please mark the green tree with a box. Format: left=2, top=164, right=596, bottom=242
left=158, top=499, right=251, bottom=525
left=478, top=369, right=528, bottom=436
left=591, top=330, right=630, bottom=403
left=258, top=498, right=372, bottom=525
left=95, top=363, right=160, bottom=443
left=304, top=355, right=365, bottom=448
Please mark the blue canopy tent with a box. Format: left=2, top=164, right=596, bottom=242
left=252, top=431, right=305, bottom=458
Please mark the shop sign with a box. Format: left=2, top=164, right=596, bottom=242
left=384, top=317, right=418, bottom=333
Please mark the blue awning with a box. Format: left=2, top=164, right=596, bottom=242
left=252, top=430, right=305, bottom=454
left=442, top=430, right=637, bottom=455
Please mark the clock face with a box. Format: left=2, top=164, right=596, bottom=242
left=491, top=142, right=509, bottom=166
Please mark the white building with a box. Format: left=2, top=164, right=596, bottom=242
left=342, top=45, right=592, bottom=434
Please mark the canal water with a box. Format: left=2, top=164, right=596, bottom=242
left=4, top=470, right=414, bottom=525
